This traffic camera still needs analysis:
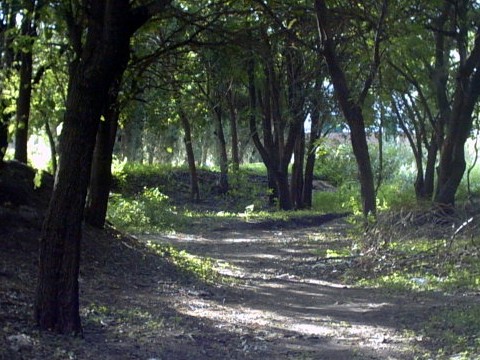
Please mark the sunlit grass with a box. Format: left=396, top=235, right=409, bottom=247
left=146, top=241, right=228, bottom=284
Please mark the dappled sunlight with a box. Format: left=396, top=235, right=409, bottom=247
left=174, top=285, right=414, bottom=357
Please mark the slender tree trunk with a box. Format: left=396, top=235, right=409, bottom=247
left=424, top=135, right=437, bottom=200
left=247, top=57, right=277, bottom=205
left=291, top=125, right=305, bottom=209
left=0, top=4, right=16, bottom=166
left=179, top=108, right=200, bottom=201
left=315, top=0, right=377, bottom=216
left=14, top=8, right=35, bottom=164
left=213, top=100, right=229, bottom=194
left=0, top=100, right=9, bottom=165
left=303, top=105, right=322, bottom=207
left=227, top=88, right=240, bottom=172
left=44, top=118, right=57, bottom=175
left=84, top=89, right=120, bottom=228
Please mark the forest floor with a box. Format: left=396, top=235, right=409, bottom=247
left=1, top=162, right=479, bottom=359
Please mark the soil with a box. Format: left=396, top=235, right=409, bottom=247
left=0, top=162, right=477, bottom=359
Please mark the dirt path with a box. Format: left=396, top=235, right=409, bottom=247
left=138, top=217, right=443, bottom=359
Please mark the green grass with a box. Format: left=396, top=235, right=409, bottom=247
left=146, top=241, right=230, bottom=284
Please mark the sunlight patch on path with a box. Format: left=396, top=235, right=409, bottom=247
left=175, top=294, right=412, bottom=358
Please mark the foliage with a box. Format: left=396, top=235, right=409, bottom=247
left=107, top=187, right=182, bottom=233
left=146, top=241, right=223, bottom=283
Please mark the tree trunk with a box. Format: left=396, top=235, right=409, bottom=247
left=423, top=134, right=437, bottom=200
left=315, top=0, right=377, bottom=216
left=303, top=106, right=321, bottom=208
left=34, top=0, right=167, bottom=334
left=0, top=3, right=16, bottom=166
left=291, top=125, right=305, bottom=209
left=44, top=118, right=57, bottom=175
left=179, top=108, right=200, bottom=201
left=435, top=109, right=474, bottom=206
left=0, top=101, right=9, bottom=165
left=14, top=6, right=36, bottom=164
left=247, top=57, right=277, bottom=205
left=35, top=61, right=102, bottom=334
left=213, top=100, right=229, bottom=194
left=434, top=3, right=480, bottom=207
left=227, top=88, right=240, bottom=172
left=84, top=90, right=120, bottom=228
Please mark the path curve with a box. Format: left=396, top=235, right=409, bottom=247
left=140, top=217, right=442, bottom=359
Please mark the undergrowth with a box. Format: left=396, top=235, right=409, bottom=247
left=342, top=209, right=480, bottom=358
left=146, top=241, right=227, bottom=284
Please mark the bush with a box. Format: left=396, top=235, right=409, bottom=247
left=107, top=187, right=182, bottom=233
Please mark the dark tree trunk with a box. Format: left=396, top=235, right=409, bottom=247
left=423, top=134, right=437, bottom=200
left=179, top=108, right=200, bottom=201
left=434, top=3, right=480, bottom=207
left=85, top=88, right=120, bottom=228
left=291, top=127, right=305, bottom=209
left=247, top=57, right=276, bottom=205
left=35, top=60, right=102, bottom=334
left=227, top=88, right=240, bottom=172
left=1, top=2, right=19, bottom=165
left=14, top=5, right=36, bottom=164
left=44, top=118, right=57, bottom=175
left=392, top=98, right=426, bottom=200
left=303, top=104, right=321, bottom=208
left=0, top=101, right=9, bottom=165
left=213, top=100, right=229, bottom=194
left=315, top=0, right=377, bottom=216
left=35, top=0, right=169, bottom=334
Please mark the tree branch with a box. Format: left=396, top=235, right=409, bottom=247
left=358, top=0, right=388, bottom=106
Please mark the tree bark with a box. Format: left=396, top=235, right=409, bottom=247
left=84, top=88, right=120, bottom=228
left=179, top=107, right=200, bottom=201
left=44, top=118, right=57, bottom=175
left=35, top=60, right=102, bottom=334
left=14, top=1, right=37, bottom=164
left=315, top=0, right=377, bottom=216
left=35, top=0, right=170, bottom=334
left=291, top=126, right=305, bottom=209
left=303, top=97, right=322, bottom=208
left=227, top=88, right=240, bottom=172
left=213, top=99, right=229, bottom=194
left=434, top=5, right=480, bottom=207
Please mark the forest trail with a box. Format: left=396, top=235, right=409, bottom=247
left=138, top=216, right=445, bottom=359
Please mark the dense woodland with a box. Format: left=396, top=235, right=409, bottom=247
left=1, top=0, right=480, bottom=348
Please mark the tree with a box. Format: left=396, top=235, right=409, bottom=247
left=314, top=0, right=388, bottom=217
left=35, top=0, right=171, bottom=334
left=14, top=0, right=43, bottom=164
left=0, top=0, right=18, bottom=165
left=434, top=0, right=480, bottom=208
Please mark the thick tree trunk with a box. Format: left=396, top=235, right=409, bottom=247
left=35, top=61, right=102, bottom=334
left=34, top=0, right=166, bottom=334
left=179, top=108, right=200, bottom=201
left=435, top=111, right=473, bottom=206
left=84, top=96, right=119, bottom=228
left=434, top=3, right=480, bottom=207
